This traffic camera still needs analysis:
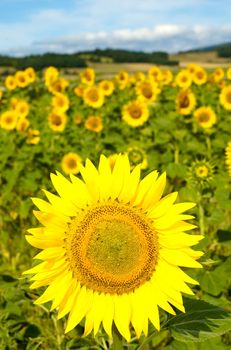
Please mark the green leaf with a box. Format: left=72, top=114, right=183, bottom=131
left=166, top=298, right=231, bottom=342
left=166, top=337, right=230, bottom=350
left=199, top=264, right=229, bottom=296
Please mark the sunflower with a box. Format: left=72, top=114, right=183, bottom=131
left=122, top=100, right=149, bottom=128
left=52, top=93, right=70, bottom=113
left=25, top=67, right=36, bottom=83
left=136, top=80, right=159, bottom=104
left=27, top=129, right=40, bottom=145
left=148, top=66, right=162, bottom=82
left=127, top=146, right=148, bottom=169
left=115, top=70, right=129, bottom=89
left=175, top=70, right=192, bottom=89
left=193, top=67, right=207, bottom=85
left=194, top=106, right=217, bottom=129
left=83, top=86, right=104, bottom=109
left=74, top=85, right=84, bottom=97
left=85, top=116, right=103, bottom=133
left=15, top=100, right=30, bottom=118
left=10, top=97, right=19, bottom=109
left=44, top=66, right=59, bottom=87
left=48, top=111, right=67, bottom=132
left=61, top=153, right=82, bottom=175
left=15, top=70, right=29, bottom=88
left=161, top=69, right=173, bottom=85
left=195, top=165, right=209, bottom=178
left=80, top=68, right=95, bottom=86
left=73, top=114, right=83, bottom=125
left=24, top=155, right=203, bottom=341
left=186, top=63, right=200, bottom=75
left=219, top=86, right=231, bottom=111
left=16, top=118, right=30, bottom=132
left=176, top=89, right=196, bottom=116
left=212, top=67, right=224, bottom=83
left=227, top=68, right=231, bottom=80
left=99, top=80, right=115, bottom=96
left=225, top=141, right=231, bottom=176
left=134, top=71, right=145, bottom=82
left=0, top=110, right=18, bottom=130
left=49, top=78, right=69, bottom=95
left=5, top=75, right=17, bottom=91
left=188, top=160, right=214, bottom=186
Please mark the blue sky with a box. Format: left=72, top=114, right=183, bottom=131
left=0, top=0, right=230, bottom=56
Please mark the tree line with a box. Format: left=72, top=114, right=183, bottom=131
left=0, top=49, right=178, bottom=70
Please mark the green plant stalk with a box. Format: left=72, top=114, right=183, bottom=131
left=205, top=134, right=211, bottom=160
left=136, top=330, right=158, bottom=350
left=174, top=144, right=179, bottom=164
left=198, top=202, right=205, bottom=236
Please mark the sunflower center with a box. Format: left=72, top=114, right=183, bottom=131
left=88, top=89, right=99, bottom=102
left=180, top=94, right=190, bottom=108
left=67, top=158, right=77, bottom=169
left=52, top=115, right=62, bottom=126
left=65, top=202, right=158, bottom=294
left=226, top=92, right=231, bottom=103
left=129, top=107, right=142, bottom=119
left=142, top=86, right=153, bottom=99
left=198, top=113, right=210, bottom=123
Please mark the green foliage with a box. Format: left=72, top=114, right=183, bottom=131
left=166, top=299, right=231, bottom=343
left=0, top=65, right=231, bottom=349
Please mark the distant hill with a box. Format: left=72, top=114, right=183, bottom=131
left=0, top=49, right=178, bottom=70
left=179, top=42, right=231, bottom=57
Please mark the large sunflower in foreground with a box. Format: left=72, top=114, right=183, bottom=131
left=24, top=155, right=203, bottom=341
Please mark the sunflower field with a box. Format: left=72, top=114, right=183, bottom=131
left=0, top=64, right=231, bottom=350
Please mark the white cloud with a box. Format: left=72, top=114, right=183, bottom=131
left=16, top=25, right=229, bottom=56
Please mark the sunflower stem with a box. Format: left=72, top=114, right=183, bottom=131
left=198, top=202, right=205, bottom=236
left=174, top=144, right=179, bottom=164
left=136, top=330, right=157, bottom=350
left=205, top=133, right=211, bottom=159
left=112, top=324, right=124, bottom=350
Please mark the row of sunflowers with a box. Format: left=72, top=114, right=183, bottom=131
left=0, top=63, right=231, bottom=349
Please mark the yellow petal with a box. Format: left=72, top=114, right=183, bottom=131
left=25, top=235, right=63, bottom=249
left=57, top=280, right=79, bottom=319
left=33, top=210, right=69, bottom=228
left=34, top=270, right=71, bottom=304
left=110, top=155, right=130, bottom=200
left=148, top=281, right=176, bottom=315
left=147, top=192, right=178, bottom=218
left=98, top=155, right=112, bottom=201
left=78, top=160, right=100, bottom=202
left=159, top=233, right=204, bottom=248
left=141, top=172, right=166, bottom=211
left=43, top=190, right=77, bottom=216
left=131, top=286, right=149, bottom=338
left=155, top=260, right=194, bottom=295
left=154, top=214, right=195, bottom=230
left=33, top=247, right=65, bottom=260
left=157, top=221, right=197, bottom=234
left=51, top=172, right=90, bottom=208
left=102, top=293, right=114, bottom=338
left=160, top=248, right=203, bottom=268
left=65, top=286, right=93, bottom=333
left=114, top=294, right=131, bottom=341
left=132, top=170, right=158, bottom=206
left=119, top=165, right=141, bottom=203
